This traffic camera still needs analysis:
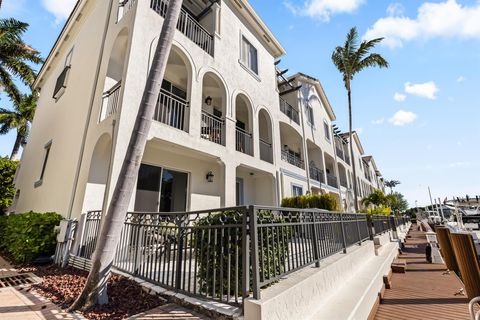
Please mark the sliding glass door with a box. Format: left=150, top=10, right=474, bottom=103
left=134, top=164, right=188, bottom=212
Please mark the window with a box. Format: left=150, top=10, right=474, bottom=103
left=35, top=140, right=52, bottom=187
left=306, top=104, right=314, bottom=125
left=240, top=36, right=258, bottom=74
left=53, top=48, right=74, bottom=100
left=323, top=121, right=331, bottom=141
left=292, top=185, right=303, bottom=197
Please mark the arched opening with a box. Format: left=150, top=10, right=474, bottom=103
left=235, top=94, right=253, bottom=156
left=280, top=122, right=304, bottom=169
left=201, top=72, right=226, bottom=145
left=324, top=153, right=338, bottom=188
left=258, top=109, right=273, bottom=163
left=82, top=134, right=112, bottom=213
left=338, top=163, right=348, bottom=188
left=236, top=165, right=275, bottom=206
left=100, top=29, right=128, bottom=121
left=307, top=140, right=325, bottom=184
left=155, top=46, right=191, bottom=132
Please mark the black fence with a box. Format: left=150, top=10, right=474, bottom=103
left=74, top=208, right=409, bottom=306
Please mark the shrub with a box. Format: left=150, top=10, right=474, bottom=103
left=193, top=210, right=292, bottom=297
left=281, top=194, right=338, bottom=211
left=0, top=211, right=62, bottom=262
left=0, top=158, right=18, bottom=214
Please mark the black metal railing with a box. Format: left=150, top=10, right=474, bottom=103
left=73, top=207, right=407, bottom=306
left=154, top=89, right=189, bottom=131
left=101, top=81, right=122, bottom=120
left=279, top=97, right=299, bottom=124
left=150, top=0, right=214, bottom=56
left=259, top=138, right=273, bottom=164
left=236, top=127, right=253, bottom=156
left=281, top=150, right=304, bottom=169
left=201, top=111, right=224, bottom=145
left=309, top=165, right=325, bottom=184
left=326, top=173, right=338, bottom=188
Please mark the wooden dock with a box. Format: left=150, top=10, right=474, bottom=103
left=374, top=224, right=471, bottom=320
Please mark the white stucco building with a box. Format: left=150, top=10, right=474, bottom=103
left=13, top=0, right=385, bottom=218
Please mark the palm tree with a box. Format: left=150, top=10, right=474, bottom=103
left=361, top=189, right=387, bottom=208
left=385, top=180, right=400, bottom=194
left=0, top=93, right=37, bottom=159
left=332, top=27, right=388, bottom=212
left=69, top=0, right=183, bottom=311
left=0, top=18, right=42, bottom=102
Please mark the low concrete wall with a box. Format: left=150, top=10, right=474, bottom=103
left=244, top=237, right=400, bottom=320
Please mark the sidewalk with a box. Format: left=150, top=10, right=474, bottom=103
left=374, top=224, right=471, bottom=320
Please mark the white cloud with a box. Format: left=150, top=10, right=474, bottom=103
left=456, top=76, right=466, bottom=82
left=387, top=3, right=405, bottom=16
left=371, top=118, right=385, bottom=125
left=41, top=0, right=77, bottom=23
left=389, top=110, right=417, bottom=126
left=364, top=0, right=480, bottom=48
left=393, top=92, right=406, bottom=102
left=449, top=161, right=471, bottom=168
left=284, top=0, right=364, bottom=22
left=405, top=81, right=439, bottom=100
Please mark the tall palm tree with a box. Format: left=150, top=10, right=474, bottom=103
left=0, top=18, right=42, bottom=102
left=0, top=93, right=37, bottom=159
left=69, top=0, right=184, bottom=311
left=385, top=179, right=401, bottom=194
left=332, top=27, right=388, bottom=212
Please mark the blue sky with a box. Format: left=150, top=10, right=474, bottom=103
left=0, top=0, right=478, bottom=207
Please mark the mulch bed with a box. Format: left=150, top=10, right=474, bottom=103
left=17, top=264, right=164, bottom=320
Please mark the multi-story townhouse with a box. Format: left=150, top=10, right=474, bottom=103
left=12, top=0, right=386, bottom=218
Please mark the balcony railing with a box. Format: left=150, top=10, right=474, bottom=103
left=100, top=81, right=121, bottom=120
left=309, top=166, right=325, bottom=184
left=154, top=89, right=189, bottom=131
left=260, top=138, right=273, bottom=164
left=340, top=177, right=348, bottom=188
left=335, top=146, right=345, bottom=161
left=281, top=150, right=304, bottom=169
left=236, top=127, right=253, bottom=156
left=117, top=0, right=136, bottom=22
left=279, top=97, right=299, bottom=124
left=201, top=111, right=224, bottom=145
left=151, top=0, right=214, bottom=56
left=326, top=173, right=338, bottom=188
left=345, top=154, right=351, bottom=165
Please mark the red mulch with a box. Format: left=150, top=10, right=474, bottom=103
left=18, top=264, right=164, bottom=320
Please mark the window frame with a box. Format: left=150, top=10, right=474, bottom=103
left=292, top=184, right=303, bottom=197
left=34, top=140, right=52, bottom=188
left=239, top=34, right=259, bottom=77
left=306, top=104, right=315, bottom=126
left=323, top=120, right=331, bottom=142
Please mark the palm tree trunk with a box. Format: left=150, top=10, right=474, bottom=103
left=68, top=0, right=183, bottom=311
left=10, top=133, right=22, bottom=160
left=348, top=88, right=359, bottom=212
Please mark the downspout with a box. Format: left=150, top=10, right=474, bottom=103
left=67, top=0, right=115, bottom=219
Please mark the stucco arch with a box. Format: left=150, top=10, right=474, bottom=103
left=234, top=93, right=254, bottom=133
left=82, top=133, right=112, bottom=213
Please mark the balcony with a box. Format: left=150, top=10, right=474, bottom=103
left=326, top=173, right=338, bottom=188
left=117, top=0, right=136, bottom=22
left=236, top=127, right=253, bottom=156
left=201, top=111, right=224, bottom=145
left=309, top=166, right=325, bottom=184
left=154, top=89, right=189, bottom=131
left=279, top=97, right=299, bottom=125
left=281, top=150, right=304, bottom=169
left=335, top=146, right=345, bottom=161
left=260, top=139, right=273, bottom=164
left=100, top=81, right=121, bottom=121
left=151, top=0, right=214, bottom=56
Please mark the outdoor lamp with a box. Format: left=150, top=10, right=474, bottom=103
left=206, top=171, right=214, bottom=182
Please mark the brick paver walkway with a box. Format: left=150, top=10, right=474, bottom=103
left=375, top=224, right=471, bottom=320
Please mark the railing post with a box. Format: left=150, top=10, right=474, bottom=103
left=311, top=211, right=320, bottom=267
left=242, top=207, right=250, bottom=305
left=175, top=213, right=186, bottom=290
left=339, top=213, right=347, bottom=254
left=390, top=215, right=398, bottom=240
left=367, top=215, right=374, bottom=240
left=249, top=205, right=260, bottom=299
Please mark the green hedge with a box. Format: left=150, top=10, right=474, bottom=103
left=281, top=194, right=338, bottom=211
left=0, top=211, right=62, bottom=262
left=194, top=210, right=292, bottom=297
left=0, top=158, right=18, bottom=214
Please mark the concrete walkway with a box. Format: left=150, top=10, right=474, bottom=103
left=374, top=224, right=471, bottom=320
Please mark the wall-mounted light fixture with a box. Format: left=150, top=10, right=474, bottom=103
left=206, top=171, right=214, bottom=183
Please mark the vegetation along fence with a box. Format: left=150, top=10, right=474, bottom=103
left=69, top=207, right=408, bottom=306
